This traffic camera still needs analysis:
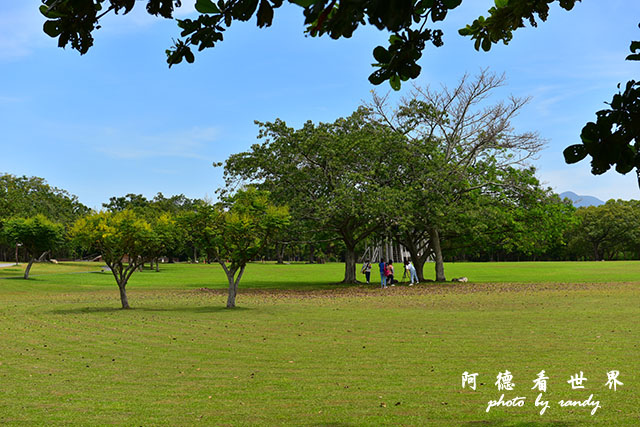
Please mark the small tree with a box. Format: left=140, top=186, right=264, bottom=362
left=191, top=188, right=289, bottom=308
left=2, top=215, right=63, bottom=279
left=71, top=210, right=154, bottom=309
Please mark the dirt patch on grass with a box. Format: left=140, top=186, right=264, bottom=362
left=195, top=281, right=638, bottom=299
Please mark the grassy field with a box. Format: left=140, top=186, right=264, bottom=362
left=0, top=261, right=638, bottom=425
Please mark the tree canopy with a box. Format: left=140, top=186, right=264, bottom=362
left=0, top=173, right=89, bottom=224
left=185, top=187, right=290, bottom=307
left=71, top=210, right=156, bottom=308
left=223, top=109, right=407, bottom=283
left=40, top=0, right=583, bottom=89
left=368, top=70, right=545, bottom=280
left=2, top=215, right=64, bottom=279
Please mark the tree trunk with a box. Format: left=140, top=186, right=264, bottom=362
left=24, top=257, right=35, bottom=279
left=341, top=244, right=358, bottom=284
left=155, top=257, right=160, bottom=272
left=223, top=263, right=246, bottom=308
left=38, top=250, right=50, bottom=262
left=110, top=262, right=133, bottom=309
left=593, top=244, right=600, bottom=261
left=413, top=261, right=423, bottom=282
left=118, top=284, right=130, bottom=309
left=428, top=227, right=446, bottom=282
left=15, top=244, right=19, bottom=265
left=225, top=269, right=237, bottom=308
left=276, top=243, right=285, bottom=264
left=403, top=238, right=429, bottom=282
left=308, top=244, right=315, bottom=264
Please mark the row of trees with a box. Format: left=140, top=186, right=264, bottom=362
left=2, top=72, right=639, bottom=308
left=1, top=182, right=635, bottom=305
left=0, top=179, right=289, bottom=308
left=69, top=188, right=288, bottom=308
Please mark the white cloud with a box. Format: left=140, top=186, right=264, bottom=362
left=91, top=125, right=219, bottom=160
left=0, top=95, right=26, bottom=104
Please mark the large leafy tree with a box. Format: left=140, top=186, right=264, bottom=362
left=567, top=200, right=640, bottom=261
left=223, top=109, right=406, bottom=283
left=0, top=174, right=90, bottom=263
left=187, top=188, right=290, bottom=307
left=2, top=215, right=64, bottom=279
left=443, top=182, right=577, bottom=262
left=0, top=174, right=89, bottom=224
left=70, top=210, right=155, bottom=309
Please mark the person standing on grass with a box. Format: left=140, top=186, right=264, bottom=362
left=406, top=260, right=418, bottom=285
left=361, top=260, right=372, bottom=284
left=378, top=259, right=387, bottom=288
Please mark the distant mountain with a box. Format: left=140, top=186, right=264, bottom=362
left=559, top=191, right=605, bottom=208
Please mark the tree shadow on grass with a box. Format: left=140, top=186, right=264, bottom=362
left=308, top=423, right=354, bottom=427
left=50, top=305, right=254, bottom=315
left=138, top=306, right=253, bottom=314
left=463, top=421, right=575, bottom=426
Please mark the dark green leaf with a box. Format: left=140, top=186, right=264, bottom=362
left=232, top=0, right=259, bottom=21
left=563, top=144, right=588, bottom=164
left=373, top=46, right=391, bottom=63
left=368, top=69, right=387, bottom=86
left=43, top=20, right=62, bottom=38
left=389, top=74, right=401, bottom=91
left=443, top=0, right=462, bottom=8
left=481, top=37, right=491, bottom=52
left=195, top=0, right=220, bottom=14
left=256, top=0, right=274, bottom=28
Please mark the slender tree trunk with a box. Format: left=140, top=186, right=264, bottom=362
left=15, top=244, right=19, bottom=265
left=342, top=244, right=358, bottom=284
left=593, top=244, right=600, bottom=261
left=110, top=262, right=132, bottom=309
left=155, top=257, right=160, bottom=272
left=428, top=227, right=446, bottom=282
left=308, top=244, right=315, bottom=264
left=24, top=257, right=35, bottom=279
left=276, top=243, right=285, bottom=264
left=118, top=284, right=130, bottom=309
left=222, top=263, right=246, bottom=308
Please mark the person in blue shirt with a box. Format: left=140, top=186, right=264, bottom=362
left=378, top=259, right=386, bottom=288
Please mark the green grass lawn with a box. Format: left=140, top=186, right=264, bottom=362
left=0, top=261, right=638, bottom=425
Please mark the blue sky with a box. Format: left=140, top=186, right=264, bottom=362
left=1, top=1, right=638, bottom=209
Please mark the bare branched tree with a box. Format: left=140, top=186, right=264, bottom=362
left=366, top=69, right=546, bottom=282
